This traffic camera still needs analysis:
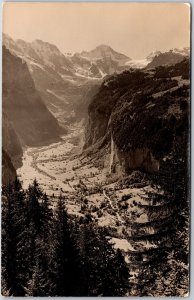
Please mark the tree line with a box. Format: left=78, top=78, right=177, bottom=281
left=2, top=178, right=129, bottom=296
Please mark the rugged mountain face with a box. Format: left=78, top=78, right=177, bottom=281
left=3, top=35, right=131, bottom=81
left=2, top=149, right=17, bottom=185
left=171, top=47, right=190, bottom=56
left=3, top=34, right=75, bottom=76
left=124, top=48, right=189, bottom=70
left=125, top=51, right=162, bottom=69
left=3, top=33, right=189, bottom=129
left=84, top=59, right=190, bottom=175
left=2, top=46, right=61, bottom=148
left=146, top=48, right=189, bottom=69
left=74, top=83, right=100, bottom=120
left=3, top=35, right=103, bottom=125
left=3, top=34, right=75, bottom=125
left=83, top=58, right=190, bottom=296
left=146, top=50, right=162, bottom=61
left=2, top=112, right=23, bottom=169
left=2, top=37, right=108, bottom=127
left=80, top=44, right=129, bottom=61
left=78, top=44, right=131, bottom=75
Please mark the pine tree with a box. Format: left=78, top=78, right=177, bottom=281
left=98, top=230, right=129, bottom=297
left=78, top=220, right=129, bottom=296
left=53, top=193, right=81, bottom=296
left=2, top=183, right=13, bottom=295
left=26, top=179, right=44, bottom=234
left=2, top=180, right=129, bottom=297
left=25, top=260, right=50, bottom=296
left=2, top=178, right=30, bottom=296
left=37, top=192, right=56, bottom=295
left=25, top=189, right=56, bottom=296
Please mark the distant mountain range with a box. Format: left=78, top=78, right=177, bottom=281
left=3, top=33, right=189, bottom=127
left=126, top=48, right=189, bottom=69
left=146, top=48, right=189, bottom=69
left=3, top=34, right=131, bottom=81
left=3, top=34, right=190, bottom=184
left=4, top=34, right=128, bottom=126
left=3, top=33, right=189, bottom=80
left=2, top=33, right=190, bottom=181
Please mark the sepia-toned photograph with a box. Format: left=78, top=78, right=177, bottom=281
left=2, top=2, right=190, bottom=297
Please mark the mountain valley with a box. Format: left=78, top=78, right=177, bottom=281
left=3, top=33, right=189, bottom=129
left=2, top=35, right=190, bottom=296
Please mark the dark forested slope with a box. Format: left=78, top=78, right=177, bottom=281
left=83, top=58, right=190, bottom=297
left=85, top=59, right=190, bottom=174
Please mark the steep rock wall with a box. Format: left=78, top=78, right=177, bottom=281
left=84, top=59, right=190, bottom=175
left=2, top=149, right=17, bottom=185
left=109, top=139, right=159, bottom=174
left=2, top=46, right=61, bottom=147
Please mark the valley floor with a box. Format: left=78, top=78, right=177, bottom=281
left=17, top=123, right=188, bottom=296
left=17, top=123, right=158, bottom=247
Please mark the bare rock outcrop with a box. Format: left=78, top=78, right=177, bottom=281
left=84, top=59, right=189, bottom=176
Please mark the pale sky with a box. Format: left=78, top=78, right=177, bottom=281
left=3, top=2, right=190, bottom=59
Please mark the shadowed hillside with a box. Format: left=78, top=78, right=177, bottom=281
left=82, top=58, right=190, bottom=296
left=2, top=149, right=16, bottom=185
left=85, top=59, right=189, bottom=174
left=2, top=46, right=61, bottom=147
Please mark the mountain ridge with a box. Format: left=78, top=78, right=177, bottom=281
left=84, top=58, right=189, bottom=174
left=3, top=33, right=190, bottom=132
left=3, top=46, right=61, bottom=150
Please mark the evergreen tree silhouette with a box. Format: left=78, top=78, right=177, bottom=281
left=53, top=193, right=81, bottom=296
left=2, top=178, right=30, bottom=296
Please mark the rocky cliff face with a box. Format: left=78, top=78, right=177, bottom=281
left=2, top=112, right=22, bottom=157
left=83, top=60, right=190, bottom=296
left=2, top=46, right=61, bottom=147
left=146, top=49, right=189, bottom=69
left=2, top=149, right=17, bottom=185
left=3, top=35, right=103, bottom=126
left=84, top=59, right=190, bottom=175
left=2, top=112, right=23, bottom=168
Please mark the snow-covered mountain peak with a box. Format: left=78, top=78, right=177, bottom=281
left=171, top=47, right=190, bottom=56
left=31, top=39, right=62, bottom=56
left=146, top=51, right=162, bottom=61
left=80, top=44, right=130, bottom=62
